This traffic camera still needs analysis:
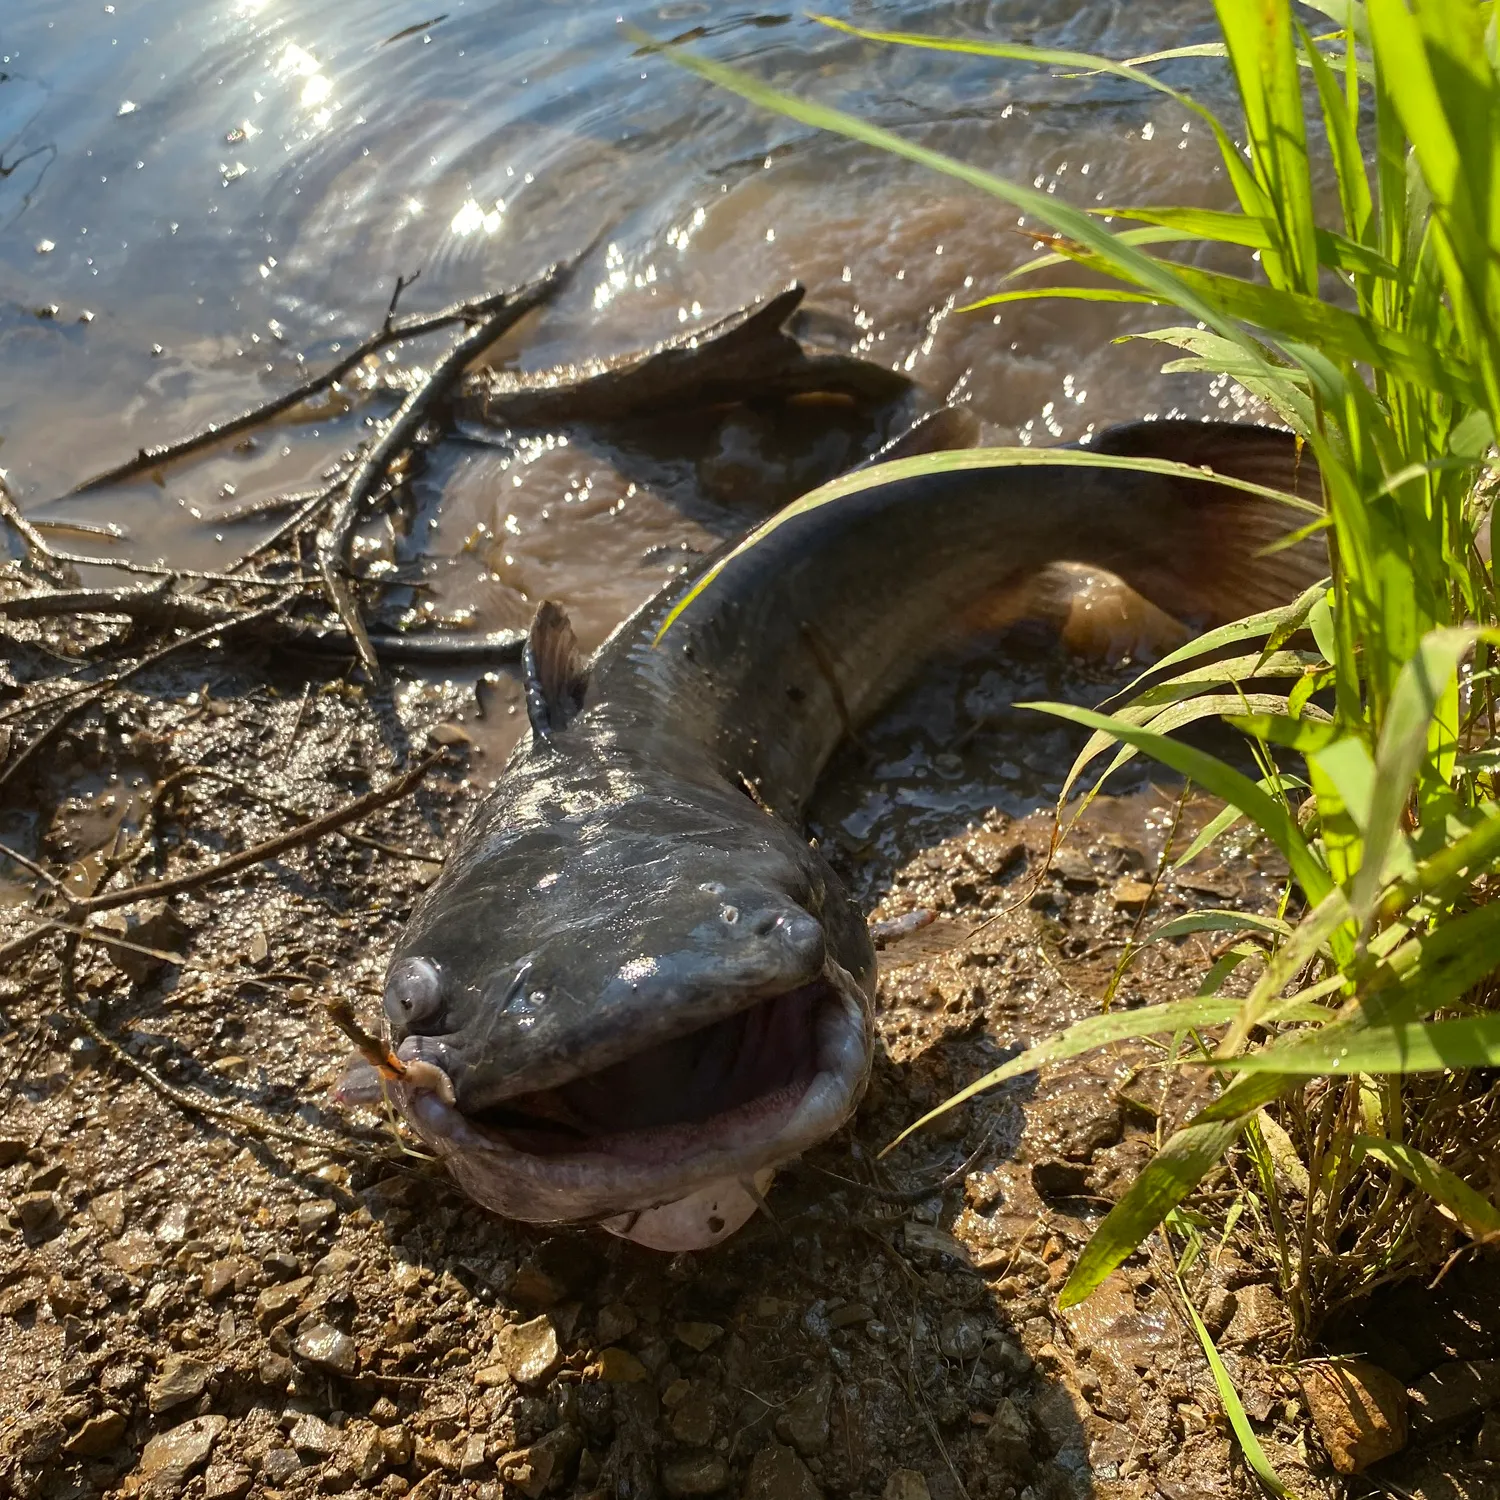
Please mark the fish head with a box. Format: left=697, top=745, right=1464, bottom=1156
left=350, top=760, right=875, bottom=1249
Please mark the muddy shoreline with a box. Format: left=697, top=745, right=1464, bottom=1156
left=1, top=599, right=1495, bottom=1500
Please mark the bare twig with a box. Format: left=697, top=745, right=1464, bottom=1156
left=0, top=471, right=72, bottom=584
left=317, top=260, right=574, bottom=673
left=63, top=277, right=566, bottom=496
left=77, top=751, right=447, bottom=913
left=0, top=580, right=525, bottom=664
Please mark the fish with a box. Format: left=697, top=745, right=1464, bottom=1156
left=338, top=418, right=1324, bottom=1251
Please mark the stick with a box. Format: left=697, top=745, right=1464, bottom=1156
left=0, top=472, right=72, bottom=584
left=317, top=263, right=572, bottom=674
left=77, top=751, right=447, bottom=913
left=0, top=582, right=525, bottom=663
left=62, top=278, right=561, bottom=496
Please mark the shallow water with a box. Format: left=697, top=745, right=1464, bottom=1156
left=3, top=0, right=1250, bottom=842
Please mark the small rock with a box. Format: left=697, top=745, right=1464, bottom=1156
left=290, top=1412, right=342, bottom=1459
left=380, top=1424, right=415, bottom=1467
left=781, top=1372, right=832, bottom=1457
left=201, top=1258, right=249, bottom=1301
left=498, top=1424, right=581, bottom=1500
left=1301, top=1361, right=1409, bottom=1474
left=1050, top=848, right=1096, bottom=888
left=294, top=1321, right=357, bottom=1377
left=415, top=1435, right=459, bottom=1472
left=254, top=1275, right=312, bottom=1331
left=745, top=1443, right=822, bottom=1500
left=258, top=1447, right=301, bottom=1485
left=1201, top=1286, right=1237, bottom=1337
left=595, top=1346, right=649, bottom=1383
left=28, top=1161, right=67, bottom=1193
left=939, top=1311, right=984, bottom=1361
left=139, top=1414, right=228, bottom=1490
left=1110, top=878, right=1156, bottom=912
left=1225, top=1283, right=1292, bottom=1351
left=64, top=1409, right=127, bottom=1458
left=1030, top=1159, right=1091, bottom=1199
left=296, top=1198, right=337, bottom=1236
left=986, top=1398, right=1031, bottom=1468
left=460, top=1433, right=488, bottom=1478
left=258, top=1352, right=293, bottom=1389
left=662, top=1453, right=729, bottom=1497
left=155, top=1203, right=192, bottom=1245
left=1031, top=1382, right=1088, bottom=1451
left=1408, top=1359, right=1500, bottom=1437
left=101, top=1229, right=158, bottom=1274
left=345, top=1426, right=387, bottom=1483
left=670, top=1387, right=718, bottom=1447
left=597, top=1302, right=638, bottom=1343
left=15, top=1191, right=61, bottom=1235
left=262, top=1251, right=302, bottom=1281
left=509, top=1259, right=564, bottom=1308
left=0, top=1282, right=39, bottom=1318
left=883, top=1472, right=932, bottom=1500
left=674, top=1321, right=723, bottom=1352
left=314, top=1246, right=360, bottom=1278
left=0, top=1138, right=26, bottom=1166
left=493, top=1313, right=561, bottom=1386
left=148, top=1354, right=210, bottom=1413
left=202, top=1463, right=253, bottom=1500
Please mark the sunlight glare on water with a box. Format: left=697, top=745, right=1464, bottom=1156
left=1, top=0, right=1248, bottom=664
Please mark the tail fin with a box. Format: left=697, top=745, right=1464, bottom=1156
left=1087, top=419, right=1327, bottom=629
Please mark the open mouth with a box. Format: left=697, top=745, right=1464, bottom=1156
left=345, top=957, right=872, bottom=1242
left=470, top=979, right=830, bottom=1162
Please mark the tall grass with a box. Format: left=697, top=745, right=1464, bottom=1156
left=651, top=0, right=1500, bottom=1343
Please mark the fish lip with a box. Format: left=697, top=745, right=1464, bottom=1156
left=364, top=955, right=873, bottom=1227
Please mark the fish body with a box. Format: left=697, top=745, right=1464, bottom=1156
left=344, top=419, right=1323, bottom=1250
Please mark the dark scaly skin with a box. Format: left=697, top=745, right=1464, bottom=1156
left=358, top=420, right=1324, bottom=1248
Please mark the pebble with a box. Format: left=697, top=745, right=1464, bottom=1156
left=0, top=1138, right=25, bottom=1166
left=460, top=1434, right=489, bottom=1478
left=1300, top=1360, right=1408, bottom=1473
left=781, top=1371, right=832, bottom=1456
left=88, top=1188, right=126, bottom=1237
left=938, top=1311, right=985, bottom=1361
left=884, top=1472, right=932, bottom=1500
left=293, top=1321, right=357, bottom=1378
left=596, top=1302, right=638, bottom=1343
left=314, top=1246, right=360, bottom=1278
left=254, top=1275, right=312, bottom=1331
left=674, top=1320, right=723, bottom=1352
left=985, top=1397, right=1032, bottom=1468
left=289, top=1411, right=342, bottom=1459
left=16, top=1191, right=61, bottom=1235
left=201, top=1258, right=250, bottom=1301
left=296, top=1198, right=337, bottom=1235
left=1225, top=1283, right=1292, bottom=1350
left=148, top=1355, right=210, bottom=1413
left=493, top=1314, right=561, bottom=1386
left=139, top=1414, right=228, bottom=1491
left=1110, top=878, right=1155, bottom=912
left=202, top=1463, right=252, bottom=1500
left=258, top=1447, right=301, bottom=1485
left=595, top=1346, right=649, bottom=1383
left=662, top=1453, right=729, bottom=1496
left=63, top=1409, right=126, bottom=1458
left=155, top=1203, right=192, bottom=1245
left=669, top=1386, right=718, bottom=1447
left=745, top=1443, right=822, bottom=1500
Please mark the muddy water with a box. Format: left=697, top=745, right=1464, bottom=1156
left=3, top=0, right=1248, bottom=839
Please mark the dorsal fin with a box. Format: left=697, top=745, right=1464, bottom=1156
left=524, top=601, right=589, bottom=742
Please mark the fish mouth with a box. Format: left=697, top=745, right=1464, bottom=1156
left=351, top=957, right=872, bottom=1248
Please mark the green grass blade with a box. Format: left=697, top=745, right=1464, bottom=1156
left=1023, top=702, right=1332, bottom=903
left=1145, top=910, right=1293, bottom=943
left=1215, top=1012, right=1500, bottom=1074
left=881, top=991, right=1330, bottom=1152
left=1352, top=1136, right=1500, bottom=1236
left=1175, top=1265, right=1299, bottom=1498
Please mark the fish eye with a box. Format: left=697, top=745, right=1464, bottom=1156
left=384, top=957, right=443, bottom=1029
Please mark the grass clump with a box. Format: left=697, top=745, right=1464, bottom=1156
left=655, top=0, right=1500, bottom=1360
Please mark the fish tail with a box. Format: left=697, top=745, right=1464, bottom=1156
left=1088, top=420, right=1326, bottom=628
